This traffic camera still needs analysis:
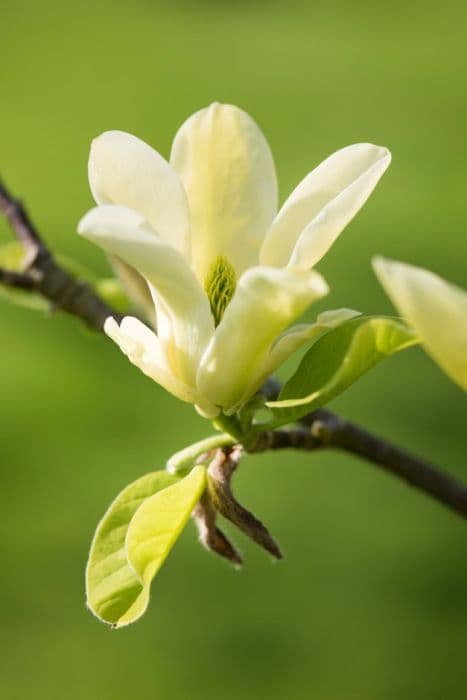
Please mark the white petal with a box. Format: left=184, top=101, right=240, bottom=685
left=109, top=255, right=155, bottom=324
left=89, top=130, right=190, bottom=257
left=233, top=308, right=360, bottom=407
left=78, top=205, right=214, bottom=386
left=260, top=143, right=391, bottom=269
left=170, top=103, right=278, bottom=282
left=373, top=257, right=467, bottom=391
left=105, top=316, right=165, bottom=367
left=197, top=266, right=329, bottom=410
left=104, top=317, right=218, bottom=416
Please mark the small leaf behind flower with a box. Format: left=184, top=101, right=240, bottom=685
left=94, top=278, right=131, bottom=313
left=0, top=242, right=49, bottom=310
left=262, top=316, right=417, bottom=429
left=87, top=467, right=206, bottom=628
left=0, top=240, right=27, bottom=269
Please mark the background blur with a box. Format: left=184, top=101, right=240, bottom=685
left=1, top=1, right=466, bottom=698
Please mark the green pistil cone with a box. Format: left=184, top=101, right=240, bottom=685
left=205, top=255, right=236, bottom=327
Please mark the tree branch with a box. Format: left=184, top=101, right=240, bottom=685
left=0, top=267, right=36, bottom=289
left=249, top=409, right=467, bottom=519
left=192, top=487, right=243, bottom=567
left=208, top=445, right=283, bottom=559
left=0, top=180, right=123, bottom=331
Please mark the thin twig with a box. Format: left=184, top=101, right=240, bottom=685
left=208, top=446, right=283, bottom=559
left=0, top=183, right=45, bottom=253
left=0, top=267, right=36, bottom=289
left=0, top=180, right=123, bottom=331
left=192, top=489, right=243, bottom=566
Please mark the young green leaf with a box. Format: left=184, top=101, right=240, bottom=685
left=0, top=240, right=26, bottom=269
left=261, top=316, right=417, bottom=429
left=86, top=470, right=178, bottom=628
left=94, top=278, right=131, bottom=313
left=86, top=466, right=207, bottom=628
left=0, top=242, right=49, bottom=311
left=125, top=465, right=207, bottom=606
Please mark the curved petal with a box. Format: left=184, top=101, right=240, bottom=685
left=78, top=205, right=214, bottom=386
left=104, top=317, right=218, bottom=416
left=232, top=308, right=360, bottom=409
left=260, top=143, right=391, bottom=269
left=109, top=255, right=156, bottom=324
left=197, top=266, right=329, bottom=410
left=170, top=103, right=278, bottom=282
left=89, top=130, right=190, bottom=258
left=373, top=257, right=467, bottom=391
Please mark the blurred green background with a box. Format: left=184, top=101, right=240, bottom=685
left=1, top=1, right=466, bottom=698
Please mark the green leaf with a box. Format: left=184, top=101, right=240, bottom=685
left=86, top=466, right=206, bottom=628
left=0, top=283, right=50, bottom=311
left=125, top=465, right=207, bottom=613
left=86, top=470, right=178, bottom=628
left=94, top=278, right=131, bottom=313
left=0, top=242, right=49, bottom=311
left=261, top=316, right=417, bottom=429
left=0, top=241, right=25, bottom=270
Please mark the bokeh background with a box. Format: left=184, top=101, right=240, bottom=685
left=1, top=1, right=466, bottom=698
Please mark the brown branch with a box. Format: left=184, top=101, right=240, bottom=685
left=0, top=183, right=45, bottom=254
left=0, top=180, right=123, bottom=331
left=0, top=267, right=36, bottom=289
left=192, top=489, right=243, bottom=567
left=208, top=446, right=283, bottom=559
left=249, top=408, right=467, bottom=520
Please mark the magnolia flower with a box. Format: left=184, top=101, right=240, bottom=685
left=78, top=103, right=390, bottom=417
left=373, top=257, right=467, bottom=391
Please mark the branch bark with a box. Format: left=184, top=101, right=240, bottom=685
left=0, top=181, right=123, bottom=331
left=208, top=446, right=283, bottom=559
left=192, top=488, right=243, bottom=566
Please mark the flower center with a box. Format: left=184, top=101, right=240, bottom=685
left=205, top=255, right=236, bottom=327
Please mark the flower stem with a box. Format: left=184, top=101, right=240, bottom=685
left=212, top=413, right=245, bottom=441
left=166, top=433, right=235, bottom=475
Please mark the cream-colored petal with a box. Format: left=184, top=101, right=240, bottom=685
left=106, top=316, right=166, bottom=367
left=78, top=205, right=214, bottom=386
left=233, top=309, right=360, bottom=409
left=104, top=317, right=218, bottom=416
left=260, top=143, right=391, bottom=269
left=197, top=266, right=329, bottom=410
left=109, top=255, right=156, bottom=325
left=170, top=102, right=278, bottom=282
left=373, top=257, right=467, bottom=391
left=89, top=130, right=190, bottom=257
